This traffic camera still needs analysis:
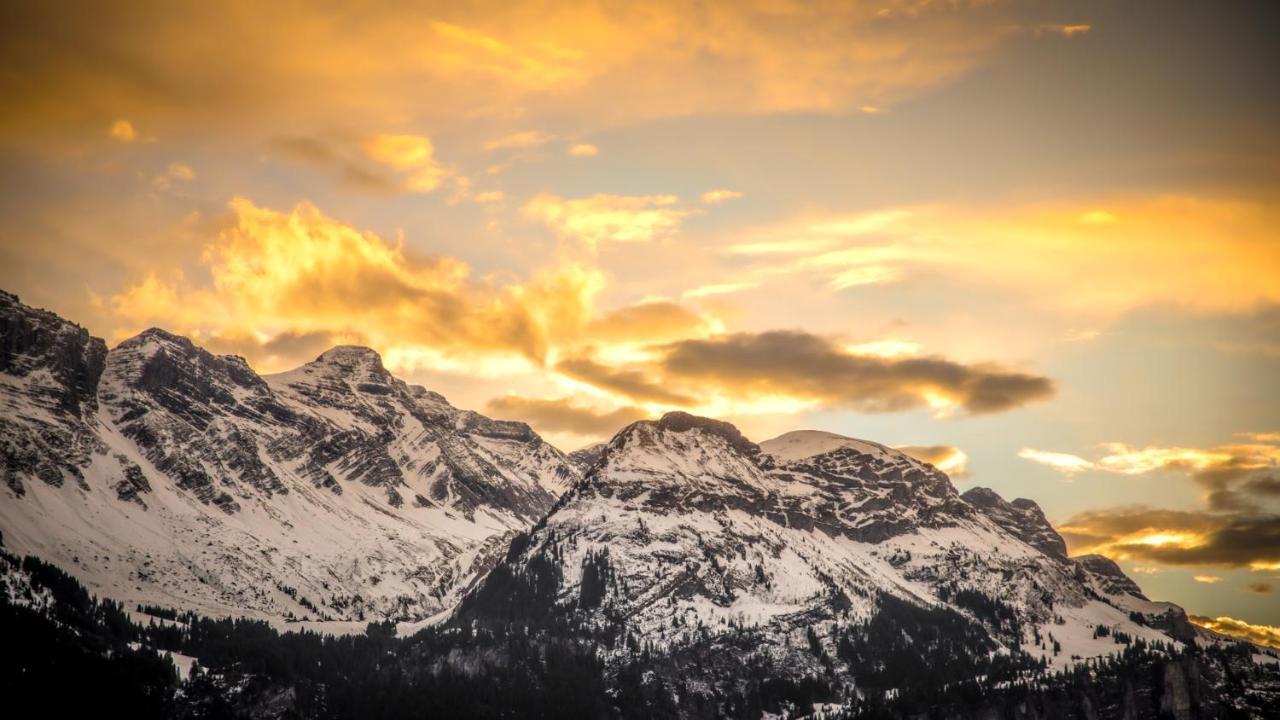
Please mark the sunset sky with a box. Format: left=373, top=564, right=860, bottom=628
left=1, top=1, right=1277, bottom=631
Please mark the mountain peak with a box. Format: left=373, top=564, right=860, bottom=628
left=313, top=344, right=386, bottom=370
left=962, top=486, right=1068, bottom=558
left=758, top=429, right=896, bottom=464
left=117, top=326, right=197, bottom=354
left=651, top=411, right=759, bottom=454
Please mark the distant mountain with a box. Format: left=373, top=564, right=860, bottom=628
left=0, top=290, right=578, bottom=621
left=3, top=290, right=1278, bottom=717
left=455, top=413, right=1274, bottom=715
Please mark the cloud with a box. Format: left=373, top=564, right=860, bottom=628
left=1039, top=24, right=1091, bottom=38
left=1057, top=507, right=1280, bottom=569
left=583, top=301, right=718, bottom=345
left=270, top=135, right=444, bottom=194
left=1019, top=448, right=1095, bottom=475
left=897, top=445, right=968, bottom=477
left=1, top=2, right=1042, bottom=143
left=700, top=189, right=743, bottom=204
left=107, top=196, right=603, bottom=372
left=1189, top=616, right=1280, bottom=649
left=109, top=119, right=137, bottom=142
left=363, top=133, right=453, bottom=193
left=729, top=198, right=1280, bottom=316
left=656, top=330, right=1053, bottom=415
left=1248, top=582, right=1273, bottom=594
left=681, top=281, right=759, bottom=300
left=485, top=395, right=647, bottom=436
left=523, top=193, right=698, bottom=248
left=484, top=131, right=553, bottom=151
left=555, top=356, right=695, bottom=406
left=568, top=143, right=598, bottom=157
left=1022, top=438, right=1280, bottom=509
left=1193, top=575, right=1223, bottom=584
left=151, top=162, right=196, bottom=191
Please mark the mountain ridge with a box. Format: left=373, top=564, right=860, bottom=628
left=0, top=291, right=578, bottom=622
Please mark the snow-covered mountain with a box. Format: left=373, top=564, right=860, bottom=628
left=455, top=412, right=1260, bottom=711
left=0, top=291, right=577, bottom=622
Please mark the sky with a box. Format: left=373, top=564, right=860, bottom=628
left=1, top=1, right=1278, bottom=633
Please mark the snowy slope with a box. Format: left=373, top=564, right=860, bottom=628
left=0, top=292, right=578, bottom=622
left=459, top=412, right=1202, bottom=693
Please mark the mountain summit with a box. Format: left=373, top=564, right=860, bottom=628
left=457, top=411, right=1210, bottom=710
left=0, top=292, right=578, bottom=621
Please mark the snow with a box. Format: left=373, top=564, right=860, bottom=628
left=759, top=430, right=897, bottom=463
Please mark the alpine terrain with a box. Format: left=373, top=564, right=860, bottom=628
left=1, top=291, right=1277, bottom=718
left=0, top=290, right=577, bottom=622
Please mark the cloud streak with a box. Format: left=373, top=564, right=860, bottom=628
left=1058, top=507, right=1280, bottom=569
left=1190, top=616, right=1280, bottom=649
left=485, top=395, right=646, bottom=436
left=657, top=331, right=1053, bottom=415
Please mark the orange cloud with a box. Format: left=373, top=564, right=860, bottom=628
left=897, top=445, right=968, bottom=477
left=485, top=395, right=647, bottom=437
left=1190, top=616, right=1280, bottom=649
left=108, top=197, right=603, bottom=371
left=733, top=197, right=1280, bottom=316
left=1057, top=507, right=1280, bottom=569
left=700, top=189, right=743, bottom=204
left=108, top=119, right=137, bottom=142
left=362, top=134, right=453, bottom=193
left=1022, top=438, right=1280, bottom=510
left=484, top=131, right=554, bottom=151
left=0, top=1, right=1058, bottom=145
left=524, top=193, right=698, bottom=248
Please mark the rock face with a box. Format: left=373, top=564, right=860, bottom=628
left=0, top=292, right=578, bottom=621
left=457, top=414, right=1210, bottom=708
left=962, top=486, right=1069, bottom=557
left=0, top=291, right=107, bottom=495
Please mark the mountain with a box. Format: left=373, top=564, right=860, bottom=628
left=454, top=414, right=1275, bottom=715
left=3, top=291, right=1278, bottom=717
left=0, top=291, right=578, bottom=622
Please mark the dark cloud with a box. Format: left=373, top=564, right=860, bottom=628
left=556, top=356, right=696, bottom=406
left=1058, top=506, right=1280, bottom=569
left=584, top=301, right=709, bottom=344
left=269, top=136, right=398, bottom=193
left=658, top=331, right=1053, bottom=415
left=203, top=329, right=345, bottom=369
left=896, top=445, right=968, bottom=477
left=485, top=396, right=648, bottom=436
left=1248, top=582, right=1273, bottom=594
left=1190, top=616, right=1280, bottom=649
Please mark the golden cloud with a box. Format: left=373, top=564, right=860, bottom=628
left=1189, top=616, right=1280, bottom=650
left=108, top=196, right=603, bottom=371
left=583, top=301, right=720, bottom=345
left=523, top=193, right=698, bottom=248
left=363, top=133, right=453, bottom=193
left=1057, top=507, right=1280, bottom=569
left=731, top=197, right=1280, bottom=316
left=0, top=1, right=1037, bottom=142
left=1018, top=448, right=1096, bottom=475
left=556, top=356, right=696, bottom=407
left=108, top=119, right=136, bottom=142
left=485, top=395, right=647, bottom=436
left=1023, top=438, right=1280, bottom=510
left=700, top=189, right=743, bottom=205
left=484, top=131, right=554, bottom=151
left=897, top=445, right=968, bottom=477
left=568, top=143, right=599, bottom=157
